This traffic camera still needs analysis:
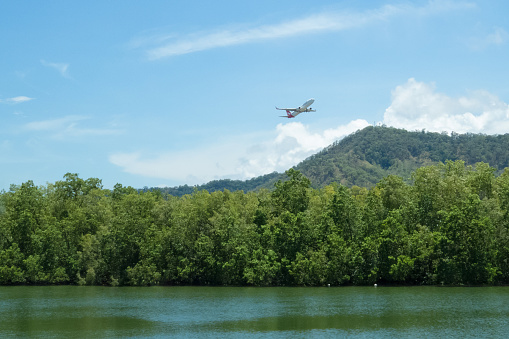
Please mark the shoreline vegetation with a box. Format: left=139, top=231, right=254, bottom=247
left=2, top=162, right=509, bottom=287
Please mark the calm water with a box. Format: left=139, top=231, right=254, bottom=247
left=1, top=286, right=508, bottom=338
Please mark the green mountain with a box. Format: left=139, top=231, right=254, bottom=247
left=150, top=126, right=509, bottom=196
left=297, top=126, right=509, bottom=188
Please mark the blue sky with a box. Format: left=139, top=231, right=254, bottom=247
left=2, top=0, right=509, bottom=190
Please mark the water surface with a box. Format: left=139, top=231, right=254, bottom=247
left=1, top=286, right=508, bottom=338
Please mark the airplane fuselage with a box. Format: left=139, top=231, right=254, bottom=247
left=299, top=98, right=315, bottom=112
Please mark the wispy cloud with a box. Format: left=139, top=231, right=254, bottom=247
left=468, top=26, right=509, bottom=50
left=109, top=119, right=369, bottom=184
left=41, top=60, right=70, bottom=78
left=25, top=115, right=86, bottom=131
left=25, top=115, right=122, bottom=139
left=485, top=27, right=509, bottom=46
left=383, top=78, right=509, bottom=134
left=136, top=1, right=474, bottom=59
left=0, top=96, right=34, bottom=104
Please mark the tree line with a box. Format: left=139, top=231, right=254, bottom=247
left=1, top=161, right=509, bottom=286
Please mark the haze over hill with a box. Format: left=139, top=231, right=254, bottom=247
left=150, top=126, right=509, bottom=196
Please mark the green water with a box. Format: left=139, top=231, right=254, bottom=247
left=1, top=286, right=508, bottom=338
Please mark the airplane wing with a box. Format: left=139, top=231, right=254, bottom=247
left=275, top=106, right=297, bottom=111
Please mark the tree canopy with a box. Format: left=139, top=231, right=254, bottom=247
left=2, top=162, right=509, bottom=286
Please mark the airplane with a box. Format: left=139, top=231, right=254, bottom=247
left=276, top=98, right=315, bottom=118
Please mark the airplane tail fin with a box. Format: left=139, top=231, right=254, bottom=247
left=279, top=111, right=294, bottom=118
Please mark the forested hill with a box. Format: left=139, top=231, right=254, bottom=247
left=144, top=172, right=282, bottom=196
left=150, top=126, right=509, bottom=195
left=297, top=126, right=509, bottom=188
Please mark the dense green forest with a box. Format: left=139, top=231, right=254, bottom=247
left=150, top=127, right=509, bottom=196
left=299, top=126, right=509, bottom=188
left=2, top=162, right=509, bottom=286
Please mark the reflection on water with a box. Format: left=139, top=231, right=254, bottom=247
left=1, top=286, right=508, bottom=338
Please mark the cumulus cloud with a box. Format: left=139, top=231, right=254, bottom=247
left=109, top=119, right=370, bottom=184
left=0, top=96, right=34, bottom=104
left=137, top=1, right=473, bottom=59
left=235, top=119, right=370, bottom=179
left=383, top=78, right=509, bottom=134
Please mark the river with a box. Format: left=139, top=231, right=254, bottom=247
left=1, top=286, right=508, bottom=338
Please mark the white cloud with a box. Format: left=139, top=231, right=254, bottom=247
left=25, top=115, right=87, bottom=131
left=469, top=27, right=509, bottom=50
left=239, top=119, right=370, bottom=178
left=109, top=119, right=369, bottom=184
left=41, top=60, right=70, bottom=78
left=0, top=96, right=34, bottom=104
left=25, top=115, right=121, bottom=138
left=485, top=27, right=509, bottom=46
left=139, top=1, right=473, bottom=59
left=383, top=78, right=509, bottom=134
